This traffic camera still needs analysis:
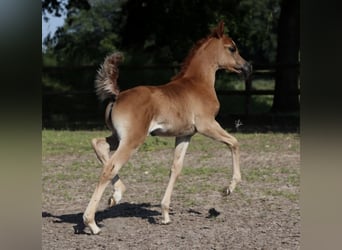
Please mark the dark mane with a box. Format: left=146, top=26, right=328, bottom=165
left=171, top=34, right=214, bottom=81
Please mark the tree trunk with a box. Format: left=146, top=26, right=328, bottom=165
left=271, top=0, right=300, bottom=113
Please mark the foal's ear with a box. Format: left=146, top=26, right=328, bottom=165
left=212, top=21, right=225, bottom=38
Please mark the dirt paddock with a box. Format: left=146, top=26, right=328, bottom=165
left=42, top=131, right=300, bottom=249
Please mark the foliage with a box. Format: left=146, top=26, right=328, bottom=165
left=232, top=0, right=281, bottom=63
left=41, top=0, right=300, bottom=124
left=119, top=0, right=281, bottom=63
left=42, top=0, right=90, bottom=19
left=43, top=0, right=122, bottom=65
left=119, top=0, right=237, bottom=64
left=42, top=0, right=282, bottom=66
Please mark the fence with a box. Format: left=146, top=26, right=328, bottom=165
left=217, top=63, right=300, bottom=115
left=42, top=63, right=300, bottom=129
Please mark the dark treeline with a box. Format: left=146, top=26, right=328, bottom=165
left=42, top=0, right=299, bottom=128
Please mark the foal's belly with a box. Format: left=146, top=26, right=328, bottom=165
left=148, top=119, right=196, bottom=137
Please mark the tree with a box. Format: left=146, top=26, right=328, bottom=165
left=119, top=0, right=235, bottom=64
left=43, top=0, right=122, bottom=65
left=271, top=0, right=300, bottom=113
left=42, top=0, right=90, bottom=20
left=43, top=0, right=282, bottom=66
left=119, top=0, right=281, bottom=65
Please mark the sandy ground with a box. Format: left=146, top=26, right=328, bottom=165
left=42, top=133, right=300, bottom=249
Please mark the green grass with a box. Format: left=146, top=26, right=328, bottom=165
left=216, top=77, right=275, bottom=91
left=182, top=166, right=218, bottom=176
left=138, top=137, right=173, bottom=151
left=239, top=132, right=300, bottom=152
left=42, top=129, right=109, bottom=156
left=42, top=130, right=300, bottom=204
left=215, top=76, right=276, bottom=114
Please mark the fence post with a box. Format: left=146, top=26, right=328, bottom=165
left=244, top=77, right=252, bottom=116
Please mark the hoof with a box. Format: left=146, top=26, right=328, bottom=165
left=108, top=191, right=122, bottom=208
left=83, top=216, right=101, bottom=235
left=90, top=226, right=101, bottom=235
left=161, top=219, right=171, bottom=225
left=222, top=187, right=232, bottom=196
left=108, top=197, right=116, bottom=208
left=89, top=226, right=101, bottom=235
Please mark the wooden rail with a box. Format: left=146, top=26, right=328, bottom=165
left=42, top=63, right=300, bottom=127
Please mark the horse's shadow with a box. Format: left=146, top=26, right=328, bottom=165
left=42, top=202, right=161, bottom=234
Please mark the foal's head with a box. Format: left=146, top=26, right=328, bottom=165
left=211, top=21, right=252, bottom=78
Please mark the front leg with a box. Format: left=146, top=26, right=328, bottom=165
left=161, top=136, right=191, bottom=224
left=196, top=119, right=241, bottom=194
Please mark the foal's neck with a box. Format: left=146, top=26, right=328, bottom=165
left=182, top=42, right=218, bottom=87
left=184, top=58, right=218, bottom=86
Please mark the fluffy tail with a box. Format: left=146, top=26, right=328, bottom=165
left=95, top=52, right=124, bottom=101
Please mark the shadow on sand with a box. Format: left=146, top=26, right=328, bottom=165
left=42, top=202, right=161, bottom=234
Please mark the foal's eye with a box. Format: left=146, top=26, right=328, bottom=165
left=228, top=46, right=236, bottom=53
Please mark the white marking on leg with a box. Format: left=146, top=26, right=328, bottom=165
left=161, top=136, right=191, bottom=224
left=113, top=190, right=122, bottom=204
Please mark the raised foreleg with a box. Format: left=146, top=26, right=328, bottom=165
left=196, top=119, right=241, bottom=195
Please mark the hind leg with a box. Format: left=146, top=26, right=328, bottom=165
left=91, top=135, right=126, bottom=207
left=108, top=175, right=126, bottom=207
left=84, top=139, right=140, bottom=234
left=91, top=135, right=118, bottom=163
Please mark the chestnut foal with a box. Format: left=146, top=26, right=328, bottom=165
left=83, top=21, right=252, bottom=234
